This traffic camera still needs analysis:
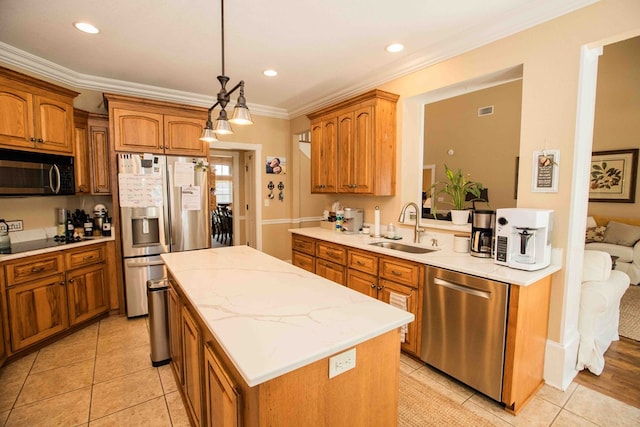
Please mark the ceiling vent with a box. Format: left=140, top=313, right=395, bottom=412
left=477, top=106, right=494, bottom=117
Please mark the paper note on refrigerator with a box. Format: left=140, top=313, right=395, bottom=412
left=181, top=186, right=201, bottom=210
left=174, top=162, right=195, bottom=187
left=118, top=174, right=163, bottom=207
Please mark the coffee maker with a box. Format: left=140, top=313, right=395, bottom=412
left=470, top=210, right=495, bottom=258
left=494, top=208, right=553, bottom=271
left=342, top=208, right=364, bottom=234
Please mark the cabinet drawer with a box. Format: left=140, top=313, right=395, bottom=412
left=292, top=235, right=315, bottom=256
left=292, top=251, right=315, bottom=273
left=65, top=244, right=106, bottom=269
left=379, top=256, right=421, bottom=288
left=316, top=241, right=346, bottom=265
left=5, top=253, right=64, bottom=286
left=348, top=249, right=378, bottom=274
left=315, top=259, right=346, bottom=285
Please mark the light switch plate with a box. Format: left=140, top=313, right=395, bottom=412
left=329, top=348, right=356, bottom=379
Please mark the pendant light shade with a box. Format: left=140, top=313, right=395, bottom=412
left=200, top=128, right=218, bottom=143
left=199, top=0, right=252, bottom=143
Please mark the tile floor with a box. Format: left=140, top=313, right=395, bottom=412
left=0, top=315, right=639, bottom=426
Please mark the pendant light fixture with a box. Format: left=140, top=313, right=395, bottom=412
left=200, top=0, right=253, bottom=143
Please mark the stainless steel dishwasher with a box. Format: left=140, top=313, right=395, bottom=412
left=421, top=266, right=509, bottom=402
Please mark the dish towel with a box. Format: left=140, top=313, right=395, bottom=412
left=389, top=292, right=408, bottom=343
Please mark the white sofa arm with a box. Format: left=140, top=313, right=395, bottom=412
left=633, top=240, right=640, bottom=265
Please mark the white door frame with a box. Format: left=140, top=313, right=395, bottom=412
left=209, top=141, right=262, bottom=250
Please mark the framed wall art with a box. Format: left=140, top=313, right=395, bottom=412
left=589, top=148, right=638, bottom=203
left=532, top=149, right=560, bottom=193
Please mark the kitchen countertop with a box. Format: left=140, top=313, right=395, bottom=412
left=0, top=235, right=115, bottom=262
left=162, top=246, right=414, bottom=387
left=290, top=227, right=561, bottom=286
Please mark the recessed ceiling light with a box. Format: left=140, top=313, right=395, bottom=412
left=385, top=43, right=404, bottom=53
left=263, top=69, right=278, bottom=77
left=73, top=22, right=100, bottom=34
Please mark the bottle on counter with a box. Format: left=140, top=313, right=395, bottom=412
left=335, top=210, right=344, bottom=232
left=102, top=216, right=112, bottom=237
left=65, top=210, right=75, bottom=241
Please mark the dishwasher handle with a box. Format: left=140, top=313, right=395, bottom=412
left=433, top=277, right=491, bottom=299
left=125, top=259, right=165, bottom=268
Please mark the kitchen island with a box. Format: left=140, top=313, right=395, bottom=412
left=162, top=246, right=413, bottom=426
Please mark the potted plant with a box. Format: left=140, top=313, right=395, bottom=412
left=430, top=165, right=485, bottom=225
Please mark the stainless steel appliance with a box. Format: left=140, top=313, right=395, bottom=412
left=421, top=266, right=509, bottom=401
left=470, top=210, right=495, bottom=258
left=342, top=208, right=363, bottom=234
left=119, top=153, right=209, bottom=317
left=494, top=208, right=553, bottom=271
left=0, top=147, right=75, bottom=195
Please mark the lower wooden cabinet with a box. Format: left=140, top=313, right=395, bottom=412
left=315, top=259, right=346, bottom=285
left=7, top=274, right=69, bottom=351
left=0, top=242, right=113, bottom=359
left=182, top=306, right=203, bottom=426
left=66, top=263, right=108, bottom=326
left=168, top=281, right=183, bottom=384
left=204, top=343, right=240, bottom=427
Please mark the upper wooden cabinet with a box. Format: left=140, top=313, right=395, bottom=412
left=0, top=66, right=78, bottom=154
left=307, top=90, right=399, bottom=195
left=88, top=113, right=111, bottom=194
left=74, top=111, right=111, bottom=194
left=105, top=93, right=209, bottom=157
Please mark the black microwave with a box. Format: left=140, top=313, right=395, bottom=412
left=0, top=148, right=75, bottom=196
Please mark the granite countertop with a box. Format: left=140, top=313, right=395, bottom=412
left=162, top=246, right=414, bottom=387
left=290, top=227, right=561, bottom=286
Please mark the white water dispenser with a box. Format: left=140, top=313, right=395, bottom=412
left=494, top=208, right=553, bottom=271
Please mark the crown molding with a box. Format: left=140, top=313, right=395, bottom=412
left=0, top=41, right=289, bottom=120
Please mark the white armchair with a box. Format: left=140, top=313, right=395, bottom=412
left=576, top=250, right=630, bottom=375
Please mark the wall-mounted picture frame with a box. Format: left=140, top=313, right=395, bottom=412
left=266, top=156, right=286, bottom=174
left=531, top=149, right=560, bottom=193
left=589, top=148, right=638, bottom=203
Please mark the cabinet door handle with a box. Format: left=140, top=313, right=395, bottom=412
left=391, top=270, right=403, bottom=276
left=31, top=266, right=45, bottom=273
left=356, top=260, right=365, bottom=266
left=29, top=137, right=36, bottom=142
left=327, top=251, right=340, bottom=259
left=37, top=138, right=44, bottom=143
left=69, top=278, right=75, bottom=283
left=60, top=281, right=65, bottom=286
left=83, top=255, right=94, bottom=261
left=377, top=285, right=385, bottom=291
left=370, top=283, right=376, bottom=288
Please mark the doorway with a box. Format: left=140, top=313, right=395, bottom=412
left=208, top=141, right=262, bottom=250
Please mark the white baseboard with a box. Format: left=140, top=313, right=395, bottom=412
left=544, top=330, right=580, bottom=390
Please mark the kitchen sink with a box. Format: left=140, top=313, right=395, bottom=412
left=368, top=242, right=437, bottom=254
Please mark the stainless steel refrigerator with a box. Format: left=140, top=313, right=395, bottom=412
left=118, top=153, right=209, bottom=317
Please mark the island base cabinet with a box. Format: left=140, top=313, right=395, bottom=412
left=182, top=306, right=203, bottom=426
left=205, top=344, right=240, bottom=427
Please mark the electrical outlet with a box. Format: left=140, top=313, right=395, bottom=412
left=329, top=348, right=356, bottom=379
left=264, top=198, right=270, bottom=207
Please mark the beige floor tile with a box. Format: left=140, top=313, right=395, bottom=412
left=537, top=382, right=579, bottom=407
left=551, top=410, right=599, bottom=426
left=399, top=353, right=424, bottom=370
left=408, top=365, right=475, bottom=403
left=470, top=393, right=561, bottom=426
left=0, top=380, right=23, bottom=412
left=158, top=364, right=177, bottom=393
left=462, top=400, right=512, bottom=426
left=165, top=391, right=192, bottom=427
left=0, top=352, right=36, bottom=384
left=90, top=395, right=171, bottom=427
left=96, top=325, right=149, bottom=356
left=564, top=385, right=640, bottom=426
left=98, top=315, right=147, bottom=338
left=0, top=409, right=9, bottom=426
left=93, top=342, right=152, bottom=384
left=15, top=358, right=94, bottom=406
left=90, top=367, right=163, bottom=420
left=31, top=337, right=97, bottom=374
left=5, top=386, right=91, bottom=427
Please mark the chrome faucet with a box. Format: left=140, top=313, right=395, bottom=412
left=398, top=202, right=425, bottom=243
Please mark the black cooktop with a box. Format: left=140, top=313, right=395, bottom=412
left=0, top=236, right=90, bottom=255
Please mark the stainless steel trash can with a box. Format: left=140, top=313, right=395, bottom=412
left=147, top=278, right=171, bottom=366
